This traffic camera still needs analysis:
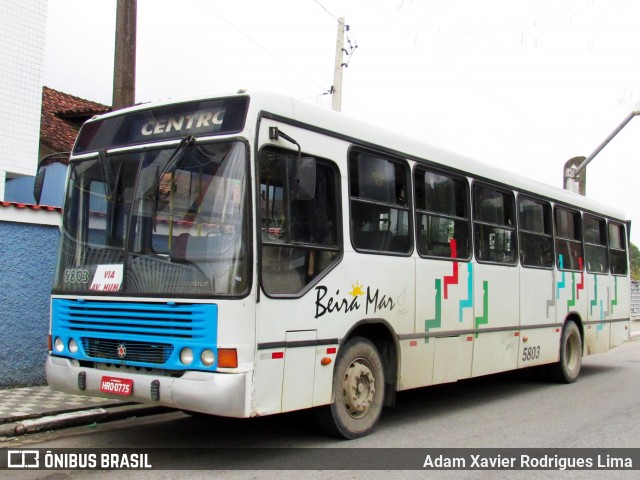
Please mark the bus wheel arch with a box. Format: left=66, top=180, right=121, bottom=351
left=343, top=319, right=399, bottom=407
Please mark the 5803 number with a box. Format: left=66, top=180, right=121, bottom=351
left=522, top=345, right=541, bottom=362
left=63, top=268, right=90, bottom=284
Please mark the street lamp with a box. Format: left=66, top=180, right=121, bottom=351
left=564, top=110, right=640, bottom=194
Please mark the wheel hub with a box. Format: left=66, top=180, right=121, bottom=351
left=342, top=360, right=375, bottom=418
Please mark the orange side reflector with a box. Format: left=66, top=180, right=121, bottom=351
left=217, top=348, right=238, bottom=368
left=321, top=357, right=332, bottom=366
left=47, top=335, right=52, bottom=352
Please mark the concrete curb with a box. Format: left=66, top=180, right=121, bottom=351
left=0, top=404, right=172, bottom=439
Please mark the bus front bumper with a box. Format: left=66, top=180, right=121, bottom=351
left=46, top=355, right=251, bottom=418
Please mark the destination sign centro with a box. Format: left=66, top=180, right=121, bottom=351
left=72, top=96, right=249, bottom=154
left=140, top=109, right=225, bottom=137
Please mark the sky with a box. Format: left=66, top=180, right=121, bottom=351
left=44, top=0, right=640, bottom=243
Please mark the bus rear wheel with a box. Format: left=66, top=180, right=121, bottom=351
left=317, top=337, right=385, bottom=439
left=549, top=320, right=582, bottom=383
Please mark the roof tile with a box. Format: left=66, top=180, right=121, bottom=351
left=41, top=86, right=111, bottom=153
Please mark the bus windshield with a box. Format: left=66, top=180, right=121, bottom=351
left=55, top=140, right=249, bottom=297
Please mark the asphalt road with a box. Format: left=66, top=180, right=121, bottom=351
left=4, top=335, right=640, bottom=479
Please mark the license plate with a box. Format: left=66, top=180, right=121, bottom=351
left=100, top=376, right=133, bottom=396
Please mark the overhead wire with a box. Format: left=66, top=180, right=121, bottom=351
left=365, top=0, right=571, bottom=155
left=198, top=0, right=328, bottom=94
left=313, top=0, right=340, bottom=22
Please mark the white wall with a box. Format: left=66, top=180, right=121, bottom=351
left=0, top=0, right=48, bottom=198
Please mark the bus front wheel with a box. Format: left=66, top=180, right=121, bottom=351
left=549, top=320, right=582, bottom=383
left=317, top=337, right=385, bottom=439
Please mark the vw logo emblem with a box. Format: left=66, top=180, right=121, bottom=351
left=117, top=343, right=127, bottom=359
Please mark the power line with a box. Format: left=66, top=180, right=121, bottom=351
left=199, top=0, right=327, bottom=93
left=366, top=0, right=571, bottom=154
left=313, top=0, right=340, bottom=22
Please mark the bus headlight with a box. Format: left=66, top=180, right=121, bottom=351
left=180, top=347, right=193, bottom=365
left=201, top=349, right=215, bottom=367
left=54, top=337, right=64, bottom=352
left=68, top=338, right=79, bottom=354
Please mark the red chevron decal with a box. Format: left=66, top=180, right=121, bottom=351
left=577, top=257, right=584, bottom=299
left=443, top=239, right=459, bottom=299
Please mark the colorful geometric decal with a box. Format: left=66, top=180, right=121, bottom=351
left=474, top=280, right=489, bottom=337
left=443, top=240, right=459, bottom=299
left=557, top=254, right=585, bottom=313
left=611, top=276, right=618, bottom=313
left=459, top=263, right=474, bottom=323
left=424, top=239, right=476, bottom=342
left=567, top=272, right=576, bottom=312
left=590, top=275, right=599, bottom=316
left=545, top=274, right=555, bottom=319
left=557, top=255, right=566, bottom=299
left=576, top=258, right=584, bottom=299
left=424, top=279, right=442, bottom=344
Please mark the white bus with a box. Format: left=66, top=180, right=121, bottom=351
left=44, top=90, right=631, bottom=438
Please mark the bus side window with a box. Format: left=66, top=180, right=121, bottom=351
left=414, top=167, right=470, bottom=260
left=518, top=196, right=553, bottom=268
left=608, top=221, right=628, bottom=275
left=259, top=148, right=341, bottom=295
left=349, top=151, right=411, bottom=255
left=584, top=215, right=608, bottom=274
left=472, top=184, right=517, bottom=264
left=555, top=206, right=583, bottom=271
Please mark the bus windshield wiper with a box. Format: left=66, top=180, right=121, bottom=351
left=150, top=135, right=195, bottom=195
left=98, top=148, right=117, bottom=200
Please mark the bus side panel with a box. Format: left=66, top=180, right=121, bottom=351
left=584, top=322, right=610, bottom=355
left=432, top=335, right=473, bottom=384
left=519, top=267, right=559, bottom=368
left=517, top=327, right=560, bottom=368
left=397, top=337, right=435, bottom=389
left=520, top=268, right=556, bottom=327
left=282, top=330, right=317, bottom=411
left=413, top=258, right=474, bottom=387
left=252, top=348, right=285, bottom=416
left=471, top=263, right=519, bottom=377
left=610, top=320, right=630, bottom=348
left=585, top=273, right=610, bottom=355
left=556, top=267, right=588, bottom=334
left=254, top=254, right=414, bottom=413
left=610, top=275, right=631, bottom=348
left=313, top=344, right=337, bottom=406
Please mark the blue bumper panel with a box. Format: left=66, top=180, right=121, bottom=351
left=51, top=299, right=218, bottom=371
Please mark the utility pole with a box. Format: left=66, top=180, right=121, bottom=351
left=112, top=0, right=137, bottom=110
left=331, top=17, right=345, bottom=112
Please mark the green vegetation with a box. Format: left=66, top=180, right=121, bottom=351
left=631, top=242, right=640, bottom=281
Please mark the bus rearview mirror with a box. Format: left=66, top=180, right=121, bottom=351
left=33, top=167, right=46, bottom=205
left=294, top=156, right=316, bottom=201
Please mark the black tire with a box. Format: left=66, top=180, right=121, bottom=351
left=315, top=337, right=385, bottom=439
left=549, top=320, right=582, bottom=383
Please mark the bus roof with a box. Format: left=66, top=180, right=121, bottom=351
left=91, top=89, right=627, bottom=222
